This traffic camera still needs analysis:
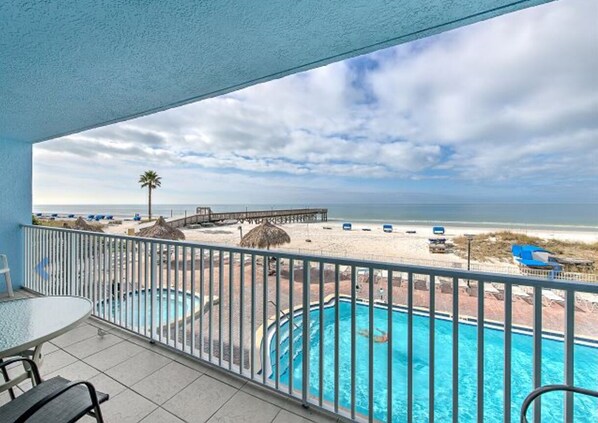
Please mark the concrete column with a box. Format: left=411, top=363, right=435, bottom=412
left=0, top=140, right=32, bottom=290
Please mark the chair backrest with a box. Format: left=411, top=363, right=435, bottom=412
left=0, top=254, right=13, bottom=297
left=0, top=254, right=8, bottom=274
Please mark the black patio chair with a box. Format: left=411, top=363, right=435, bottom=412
left=0, top=357, right=108, bottom=422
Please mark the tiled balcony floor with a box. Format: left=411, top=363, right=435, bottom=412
left=1, top=291, right=338, bottom=423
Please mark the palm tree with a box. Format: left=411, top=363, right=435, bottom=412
left=138, top=170, right=161, bottom=220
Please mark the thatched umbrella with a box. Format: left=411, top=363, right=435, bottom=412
left=73, top=216, right=104, bottom=233
left=240, top=220, right=290, bottom=250
left=138, top=216, right=185, bottom=240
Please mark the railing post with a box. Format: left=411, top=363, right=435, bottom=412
left=150, top=242, right=157, bottom=342
left=302, top=259, right=310, bottom=408
left=69, top=233, right=77, bottom=296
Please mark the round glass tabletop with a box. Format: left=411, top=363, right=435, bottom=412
left=0, top=296, right=92, bottom=357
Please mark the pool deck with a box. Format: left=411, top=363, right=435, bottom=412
left=1, top=290, right=339, bottom=423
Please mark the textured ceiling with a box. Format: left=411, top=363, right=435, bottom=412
left=0, top=0, right=551, bottom=144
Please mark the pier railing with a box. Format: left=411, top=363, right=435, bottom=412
left=22, top=225, right=598, bottom=422
left=168, top=207, right=328, bottom=228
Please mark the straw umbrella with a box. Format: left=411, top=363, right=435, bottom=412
left=73, top=216, right=104, bottom=233
left=240, top=220, right=290, bottom=275
left=138, top=216, right=185, bottom=240
left=240, top=220, right=290, bottom=250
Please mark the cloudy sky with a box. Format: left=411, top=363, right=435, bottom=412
left=34, top=0, right=598, bottom=205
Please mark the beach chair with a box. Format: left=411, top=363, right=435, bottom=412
left=0, top=357, right=109, bottom=423
left=466, top=282, right=500, bottom=299
left=542, top=290, right=564, bottom=307
left=0, top=254, right=13, bottom=298
left=576, top=292, right=598, bottom=313
left=493, top=284, right=531, bottom=302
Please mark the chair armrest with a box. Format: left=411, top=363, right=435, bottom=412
left=521, top=384, right=598, bottom=423
left=15, top=380, right=103, bottom=423
left=0, top=357, right=41, bottom=384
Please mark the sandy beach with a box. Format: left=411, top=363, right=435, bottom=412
left=103, top=219, right=598, bottom=273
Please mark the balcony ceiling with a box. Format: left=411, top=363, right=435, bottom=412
left=1, top=0, right=550, bottom=144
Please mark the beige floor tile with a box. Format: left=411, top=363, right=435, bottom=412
left=241, top=383, right=336, bottom=422
left=63, top=333, right=122, bottom=359
left=44, top=342, right=59, bottom=354
left=88, top=373, right=127, bottom=398
left=105, top=349, right=170, bottom=386
left=132, top=361, right=201, bottom=405
left=84, top=340, right=144, bottom=371
left=205, top=366, right=246, bottom=389
left=45, top=359, right=100, bottom=381
left=39, top=349, right=78, bottom=376
left=52, top=323, right=100, bottom=348
left=207, top=390, right=280, bottom=423
left=272, top=410, right=316, bottom=423
left=163, top=375, right=237, bottom=423
left=101, top=388, right=157, bottom=423
left=140, top=407, right=185, bottom=423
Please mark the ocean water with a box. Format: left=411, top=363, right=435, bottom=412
left=33, top=203, right=598, bottom=231
left=269, top=300, right=598, bottom=422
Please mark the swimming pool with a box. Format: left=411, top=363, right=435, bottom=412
left=96, top=289, right=201, bottom=328
left=269, top=299, right=598, bottom=422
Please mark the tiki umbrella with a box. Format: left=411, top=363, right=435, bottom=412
left=73, top=216, right=104, bottom=233
left=138, top=216, right=185, bottom=240
left=240, top=220, right=290, bottom=250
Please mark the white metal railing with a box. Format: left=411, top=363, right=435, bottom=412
left=21, top=225, right=598, bottom=422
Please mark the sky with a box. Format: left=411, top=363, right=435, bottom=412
left=33, top=0, right=598, bottom=205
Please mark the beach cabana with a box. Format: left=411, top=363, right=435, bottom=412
left=138, top=216, right=185, bottom=240
left=433, top=226, right=445, bottom=235
left=383, top=224, right=393, bottom=233
left=343, top=223, right=352, bottom=231
left=240, top=220, right=290, bottom=250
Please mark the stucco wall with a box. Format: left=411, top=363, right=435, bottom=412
left=0, top=140, right=32, bottom=290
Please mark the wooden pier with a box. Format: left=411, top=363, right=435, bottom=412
left=168, top=207, right=328, bottom=228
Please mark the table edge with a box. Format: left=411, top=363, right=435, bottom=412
left=0, top=297, right=93, bottom=358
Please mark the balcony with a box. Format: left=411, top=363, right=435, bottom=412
left=13, top=225, right=598, bottom=422
left=1, top=290, right=337, bottom=423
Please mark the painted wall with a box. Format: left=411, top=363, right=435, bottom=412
left=0, top=140, right=32, bottom=290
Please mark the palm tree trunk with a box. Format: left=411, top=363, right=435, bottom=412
left=148, top=186, right=152, bottom=220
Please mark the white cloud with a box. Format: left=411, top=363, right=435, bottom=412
left=34, top=0, right=598, bottom=204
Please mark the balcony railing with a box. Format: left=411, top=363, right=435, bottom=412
left=22, top=225, right=598, bottom=422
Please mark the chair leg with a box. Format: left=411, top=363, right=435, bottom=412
left=0, top=359, right=16, bottom=400
left=4, top=272, right=14, bottom=297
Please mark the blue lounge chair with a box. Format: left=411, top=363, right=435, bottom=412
left=133, top=213, right=141, bottom=222
left=51, top=213, right=58, bottom=218
left=106, top=215, right=113, bottom=220
left=68, top=214, right=75, bottom=218
left=35, top=213, right=42, bottom=217
left=342, top=223, right=352, bottom=231
left=433, top=226, right=445, bottom=235
left=87, top=214, right=95, bottom=220
left=383, top=224, right=393, bottom=233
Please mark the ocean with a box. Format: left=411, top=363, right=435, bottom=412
left=33, top=203, right=598, bottom=231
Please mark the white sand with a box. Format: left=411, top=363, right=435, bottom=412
left=103, top=220, right=598, bottom=270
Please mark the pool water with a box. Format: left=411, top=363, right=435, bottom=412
left=96, top=289, right=201, bottom=328
left=269, top=300, right=598, bottom=422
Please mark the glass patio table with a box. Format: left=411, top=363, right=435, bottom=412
left=0, top=296, right=92, bottom=395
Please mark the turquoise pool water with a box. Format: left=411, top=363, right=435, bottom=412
left=269, top=300, right=598, bottom=422
left=96, top=289, right=200, bottom=328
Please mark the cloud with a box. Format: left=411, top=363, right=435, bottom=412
left=34, top=0, right=598, bottom=204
